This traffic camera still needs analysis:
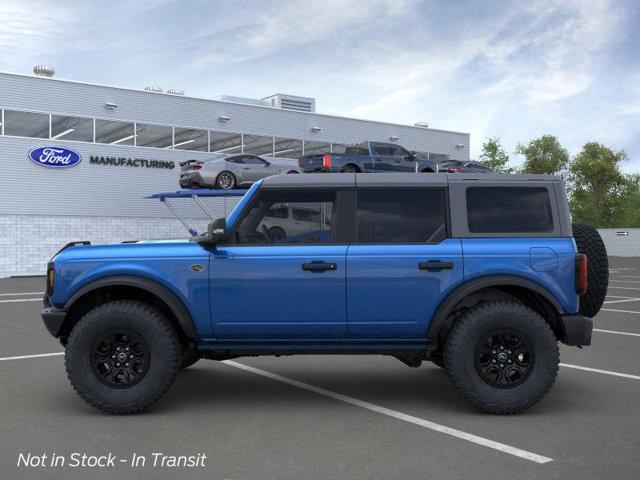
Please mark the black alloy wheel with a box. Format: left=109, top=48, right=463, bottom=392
left=91, top=330, right=150, bottom=388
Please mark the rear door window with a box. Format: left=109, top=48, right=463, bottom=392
left=355, top=189, right=447, bottom=243
left=466, top=187, right=553, bottom=233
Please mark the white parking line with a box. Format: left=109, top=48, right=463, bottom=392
left=593, top=328, right=640, bottom=337
left=612, top=275, right=640, bottom=280
left=609, top=280, right=640, bottom=285
left=607, top=285, right=640, bottom=292
left=222, top=360, right=553, bottom=464
left=0, top=352, right=64, bottom=362
left=601, top=308, right=640, bottom=315
left=0, top=292, right=44, bottom=296
left=560, top=363, right=640, bottom=381
left=603, top=298, right=640, bottom=305
left=0, top=298, right=42, bottom=304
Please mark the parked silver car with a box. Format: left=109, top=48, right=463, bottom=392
left=179, top=154, right=301, bottom=189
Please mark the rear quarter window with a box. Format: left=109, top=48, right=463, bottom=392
left=466, top=187, right=554, bottom=233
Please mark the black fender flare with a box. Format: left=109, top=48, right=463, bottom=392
left=426, top=275, right=564, bottom=343
left=64, top=275, right=197, bottom=340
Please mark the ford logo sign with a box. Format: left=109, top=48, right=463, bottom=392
left=28, top=146, right=82, bottom=168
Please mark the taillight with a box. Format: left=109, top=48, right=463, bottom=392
left=192, top=164, right=202, bottom=170
left=575, top=254, right=588, bottom=295
left=297, top=159, right=301, bottom=167
left=445, top=167, right=463, bottom=173
left=322, top=153, right=331, bottom=169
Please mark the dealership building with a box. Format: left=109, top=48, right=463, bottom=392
left=0, top=68, right=470, bottom=277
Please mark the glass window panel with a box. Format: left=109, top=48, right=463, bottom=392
left=243, top=134, right=274, bottom=156
left=331, top=143, right=349, bottom=154
left=466, top=187, right=554, bottom=233
left=4, top=110, right=49, bottom=138
left=95, top=119, right=135, bottom=145
left=273, top=137, right=303, bottom=158
left=356, top=189, right=447, bottom=244
left=303, top=140, right=331, bottom=156
left=210, top=131, right=242, bottom=154
left=237, top=190, right=335, bottom=244
left=50, top=115, right=93, bottom=142
left=173, top=127, right=208, bottom=151
left=135, top=123, right=173, bottom=148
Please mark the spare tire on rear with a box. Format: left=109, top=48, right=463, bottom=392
left=572, top=223, right=608, bottom=318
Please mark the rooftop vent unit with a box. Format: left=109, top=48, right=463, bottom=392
left=33, top=65, right=55, bottom=78
left=144, top=85, right=163, bottom=93
left=167, top=88, right=185, bottom=96
left=217, top=95, right=270, bottom=107
left=414, top=122, right=429, bottom=128
left=262, top=93, right=316, bottom=113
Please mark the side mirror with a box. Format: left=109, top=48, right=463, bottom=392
left=194, top=217, right=227, bottom=245
left=264, top=161, right=271, bottom=166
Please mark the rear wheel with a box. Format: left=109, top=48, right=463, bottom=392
left=215, top=171, right=236, bottom=189
left=268, top=226, right=287, bottom=241
left=444, top=301, right=559, bottom=414
left=65, top=300, right=181, bottom=414
left=572, top=223, right=608, bottom=318
left=341, top=165, right=359, bottom=173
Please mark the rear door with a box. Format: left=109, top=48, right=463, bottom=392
left=346, top=187, right=463, bottom=339
left=211, top=188, right=349, bottom=339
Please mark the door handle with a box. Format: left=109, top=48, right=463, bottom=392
left=419, top=261, right=453, bottom=270
left=302, top=262, right=337, bottom=271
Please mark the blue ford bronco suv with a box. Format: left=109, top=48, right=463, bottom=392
left=42, top=173, right=608, bottom=414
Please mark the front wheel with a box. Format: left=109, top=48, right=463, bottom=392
left=65, top=300, right=181, bottom=414
left=444, top=301, right=559, bottom=414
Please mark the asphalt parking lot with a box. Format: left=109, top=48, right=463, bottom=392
left=1, top=257, right=639, bottom=480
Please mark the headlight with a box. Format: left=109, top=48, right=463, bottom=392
left=46, top=262, right=54, bottom=296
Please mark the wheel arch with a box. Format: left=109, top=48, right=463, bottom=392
left=427, top=275, right=564, bottom=348
left=61, top=276, right=197, bottom=344
left=341, top=163, right=361, bottom=172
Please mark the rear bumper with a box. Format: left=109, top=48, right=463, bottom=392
left=41, top=305, right=67, bottom=337
left=559, top=314, right=593, bottom=346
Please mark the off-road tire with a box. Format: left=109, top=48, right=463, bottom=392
left=65, top=300, right=181, bottom=414
left=572, top=223, right=608, bottom=318
left=444, top=301, right=559, bottom=414
left=180, top=348, right=200, bottom=370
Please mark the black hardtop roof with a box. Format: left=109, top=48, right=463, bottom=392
left=260, top=173, right=562, bottom=189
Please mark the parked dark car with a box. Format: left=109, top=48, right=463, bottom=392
left=438, top=159, right=493, bottom=173
left=298, top=141, right=438, bottom=174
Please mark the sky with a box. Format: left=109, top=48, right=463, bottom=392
left=1, top=0, right=639, bottom=170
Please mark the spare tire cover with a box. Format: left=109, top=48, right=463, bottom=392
left=572, top=223, right=608, bottom=318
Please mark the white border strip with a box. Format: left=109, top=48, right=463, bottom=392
left=0, top=298, right=42, bottom=304
left=0, top=292, right=44, bottom=296
left=603, top=298, right=640, bottom=304
left=0, top=352, right=63, bottom=362
left=601, top=308, right=640, bottom=314
left=222, top=360, right=553, bottom=464
left=594, top=328, right=640, bottom=337
left=560, top=363, right=640, bottom=380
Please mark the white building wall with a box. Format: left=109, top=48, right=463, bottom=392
left=0, top=213, right=234, bottom=277
left=597, top=229, right=640, bottom=257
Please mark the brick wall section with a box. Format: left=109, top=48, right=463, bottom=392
left=0, top=214, right=210, bottom=277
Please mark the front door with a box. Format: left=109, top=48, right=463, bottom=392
left=346, top=188, right=463, bottom=339
left=211, top=188, right=348, bottom=339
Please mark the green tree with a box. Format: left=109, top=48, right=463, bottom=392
left=479, top=137, right=513, bottom=173
left=516, top=135, right=569, bottom=175
left=568, top=142, right=628, bottom=227
left=619, top=174, right=640, bottom=228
